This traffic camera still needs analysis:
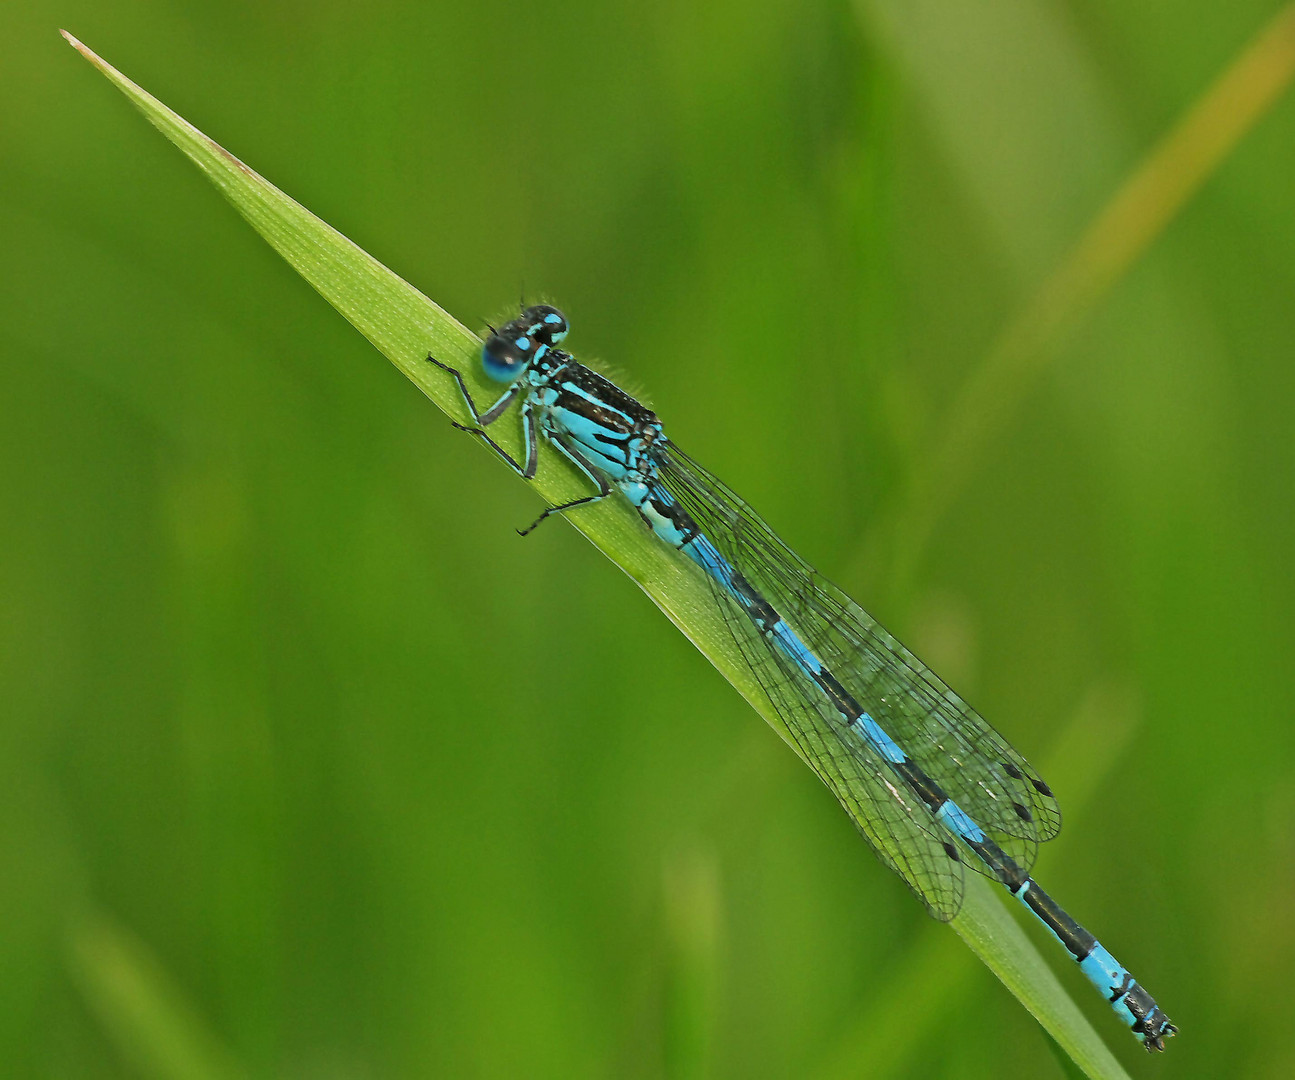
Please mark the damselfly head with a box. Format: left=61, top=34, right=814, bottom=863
left=482, top=305, right=570, bottom=383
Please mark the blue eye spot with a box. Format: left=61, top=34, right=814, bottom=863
left=482, top=342, right=525, bottom=383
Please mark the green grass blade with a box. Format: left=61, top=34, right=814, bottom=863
left=63, top=31, right=1131, bottom=1077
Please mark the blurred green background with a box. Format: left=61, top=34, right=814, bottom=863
left=5, top=0, right=1294, bottom=1076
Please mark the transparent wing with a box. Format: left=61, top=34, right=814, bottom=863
left=692, top=507, right=967, bottom=919
left=659, top=443, right=1061, bottom=893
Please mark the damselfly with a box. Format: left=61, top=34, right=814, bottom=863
left=428, top=305, right=1176, bottom=1052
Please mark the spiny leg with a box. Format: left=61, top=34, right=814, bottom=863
left=425, top=354, right=610, bottom=536
left=517, top=435, right=611, bottom=536
left=426, top=353, right=517, bottom=426
left=426, top=353, right=537, bottom=478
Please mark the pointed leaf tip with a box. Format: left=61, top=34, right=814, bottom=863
left=61, top=30, right=108, bottom=72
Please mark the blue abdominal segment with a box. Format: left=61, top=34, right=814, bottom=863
left=427, top=306, right=1176, bottom=1051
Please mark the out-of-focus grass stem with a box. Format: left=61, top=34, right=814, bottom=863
left=879, top=3, right=1295, bottom=588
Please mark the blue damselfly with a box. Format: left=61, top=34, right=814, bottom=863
left=428, top=305, right=1175, bottom=1052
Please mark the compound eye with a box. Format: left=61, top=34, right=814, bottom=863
left=523, top=304, right=569, bottom=346
left=482, top=333, right=532, bottom=383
